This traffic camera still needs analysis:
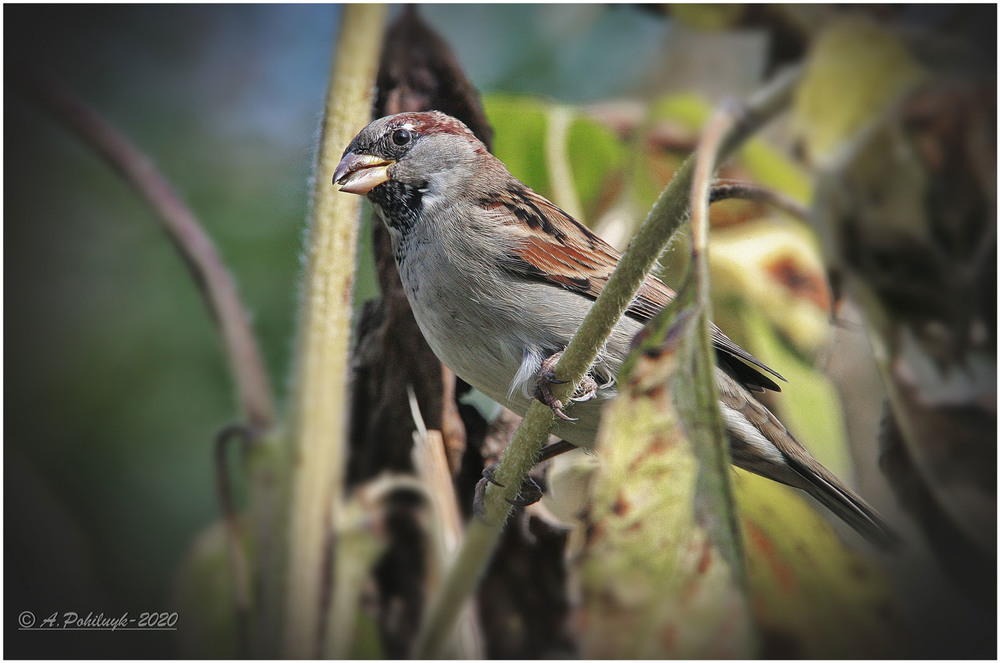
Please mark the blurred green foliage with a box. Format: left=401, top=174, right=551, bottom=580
left=483, top=94, right=626, bottom=221
left=6, top=7, right=334, bottom=657
left=482, top=95, right=550, bottom=194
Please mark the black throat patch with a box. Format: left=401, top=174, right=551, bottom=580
left=368, top=180, right=424, bottom=234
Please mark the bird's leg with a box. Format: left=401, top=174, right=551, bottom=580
left=533, top=351, right=599, bottom=421
left=473, top=439, right=579, bottom=518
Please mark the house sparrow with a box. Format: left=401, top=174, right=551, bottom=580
left=334, top=110, right=896, bottom=548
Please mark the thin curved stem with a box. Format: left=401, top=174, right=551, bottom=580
left=13, top=72, right=276, bottom=431
left=686, top=106, right=747, bottom=579
left=710, top=179, right=810, bottom=220
left=15, top=72, right=278, bottom=661
left=214, top=424, right=255, bottom=658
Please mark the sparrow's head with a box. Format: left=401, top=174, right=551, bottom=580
left=333, top=111, right=489, bottom=196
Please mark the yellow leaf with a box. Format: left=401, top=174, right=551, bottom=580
left=792, top=15, right=926, bottom=167
left=711, top=218, right=830, bottom=356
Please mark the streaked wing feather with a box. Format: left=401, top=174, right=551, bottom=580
left=487, top=182, right=784, bottom=391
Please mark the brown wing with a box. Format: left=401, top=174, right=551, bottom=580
left=486, top=181, right=785, bottom=392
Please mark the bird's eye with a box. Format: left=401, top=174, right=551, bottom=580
left=391, top=128, right=412, bottom=146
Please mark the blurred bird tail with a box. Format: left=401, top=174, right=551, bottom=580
left=793, top=462, right=901, bottom=550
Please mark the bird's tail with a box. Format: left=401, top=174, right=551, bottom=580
left=718, top=367, right=899, bottom=549
left=787, top=457, right=900, bottom=550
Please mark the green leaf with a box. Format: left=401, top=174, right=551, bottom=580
left=740, top=138, right=812, bottom=205
left=651, top=93, right=712, bottom=130
left=484, top=94, right=627, bottom=224
left=566, top=113, right=626, bottom=218
left=482, top=94, right=550, bottom=195
left=710, top=218, right=831, bottom=357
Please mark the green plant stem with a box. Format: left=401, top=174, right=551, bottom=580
left=710, top=179, right=810, bottom=220
left=280, top=5, right=386, bottom=658
left=545, top=104, right=584, bottom=221
left=684, top=107, right=748, bottom=583
left=213, top=425, right=253, bottom=657
left=413, top=66, right=802, bottom=658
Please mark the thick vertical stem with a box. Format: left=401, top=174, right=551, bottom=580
left=281, top=5, right=386, bottom=658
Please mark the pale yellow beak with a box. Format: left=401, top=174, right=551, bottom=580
left=332, top=153, right=394, bottom=194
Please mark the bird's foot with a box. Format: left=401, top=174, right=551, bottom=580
left=533, top=351, right=599, bottom=421
left=473, top=462, right=544, bottom=519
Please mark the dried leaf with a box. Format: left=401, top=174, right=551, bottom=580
left=711, top=218, right=831, bottom=356
left=799, top=14, right=996, bottom=599
left=737, top=472, right=910, bottom=658
left=572, top=340, right=755, bottom=658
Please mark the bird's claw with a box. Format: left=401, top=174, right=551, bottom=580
left=570, top=375, right=598, bottom=403
left=473, top=477, right=491, bottom=519
left=533, top=351, right=573, bottom=419
left=473, top=462, right=544, bottom=520
left=533, top=351, right=598, bottom=419
left=504, top=474, right=543, bottom=507
left=481, top=463, right=505, bottom=488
